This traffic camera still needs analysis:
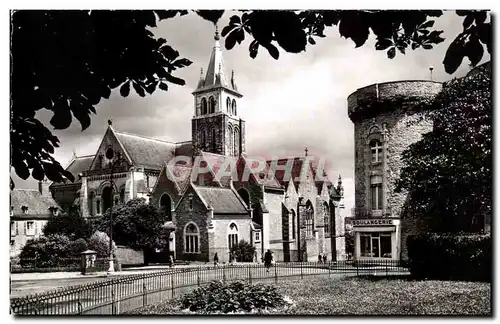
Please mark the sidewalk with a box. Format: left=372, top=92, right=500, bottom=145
left=10, top=262, right=260, bottom=282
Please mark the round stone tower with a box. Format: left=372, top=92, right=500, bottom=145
left=347, top=80, right=442, bottom=261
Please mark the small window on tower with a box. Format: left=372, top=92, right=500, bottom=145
left=201, top=98, right=208, bottom=115
left=370, top=140, right=383, bottom=163
left=226, top=97, right=231, bottom=113
left=209, top=96, right=216, bottom=114
left=232, top=99, right=237, bottom=115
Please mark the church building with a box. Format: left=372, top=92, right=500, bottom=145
left=50, top=29, right=346, bottom=264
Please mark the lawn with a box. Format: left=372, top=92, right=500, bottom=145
left=129, top=276, right=491, bottom=316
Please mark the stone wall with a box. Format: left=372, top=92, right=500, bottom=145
left=174, top=186, right=210, bottom=262
left=211, top=216, right=253, bottom=263
left=116, top=245, right=144, bottom=266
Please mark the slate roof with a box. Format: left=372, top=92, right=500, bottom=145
left=165, top=164, right=193, bottom=193
left=267, top=157, right=331, bottom=193
left=241, top=157, right=282, bottom=189
left=193, top=185, right=249, bottom=214
left=10, top=189, right=60, bottom=218
left=114, top=131, right=177, bottom=170
left=175, top=141, right=194, bottom=160
left=50, top=155, right=94, bottom=187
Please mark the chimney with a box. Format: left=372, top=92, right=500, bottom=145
left=38, top=179, right=52, bottom=199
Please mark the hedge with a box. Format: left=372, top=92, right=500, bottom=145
left=407, top=233, right=491, bottom=282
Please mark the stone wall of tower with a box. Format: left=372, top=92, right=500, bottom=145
left=348, top=80, right=442, bottom=260
left=192, top=113, right=226, bottom=156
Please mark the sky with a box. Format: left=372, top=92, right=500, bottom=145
left=10, top=10, right=491, bottom=215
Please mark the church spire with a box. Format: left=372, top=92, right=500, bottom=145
left=192, top=25, right=241, bottom=97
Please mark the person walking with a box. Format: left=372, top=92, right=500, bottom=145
left=168, top=254, right=174, bottom=268
left=264, top=249, right=273, bottom=273
left=323, top=254, right=327, bottom=263
left=213, top=253, right=219, bottom=268
left=318, top=254, right=323, bottom=264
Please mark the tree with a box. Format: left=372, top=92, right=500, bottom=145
left=95, top=198, right=170, bottom=252
left=396, top=62, right=491, bottom=233
left=11, top=10, right=491, bottom=186
left=231, top=240, right=256, bottom=262
left=43, top=209, right=94, bottom=240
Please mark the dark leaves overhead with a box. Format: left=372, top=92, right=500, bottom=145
left=195, top=10, right=224, bottom=24
left=10, top=10, right=192, bottom=186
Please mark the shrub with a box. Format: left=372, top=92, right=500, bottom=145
left=19, top=234, right=73, bottom=268
left=231, top=240, right=256, bottom=262
left=68, top=238, right=89, bottom=255
left=407, top=232, right=491, bottom=281
left=87, top=231, right=116, bottom=258
left=180, top=280, right=289, bottom=314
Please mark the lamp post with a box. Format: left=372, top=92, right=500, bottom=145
left=106, top=148, right=123, bottom=273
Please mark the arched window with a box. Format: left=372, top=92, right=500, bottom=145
left=228, top=126, right=234, bottom=156
left=226, top=97, right=231, bottom=113
left=119, top=186, right=125, bottom=204
left=200, top=129, right=207, bottom=150
left=370, top=139, right=383, bottom=163
left=211, top=128, right=217, bottom=152
left=233, top=127, right=240, bottom=156
left=96, top=199, right=101, bottom=215
left=291, top=209, right=296, bottom=240
left=184, top=222, right=199, bottom=253
left=232, top=99, right=237, bottom=115
left=102, top=186, right=113, bottom=214
left=305, top=200, right=314, bottom=237
left=237, top=188, right=250, bottom=208
left=228, top=222, right=239, bottom=250
left=160, top=193, right=172, bottom=221
left=88, top=191, right=95, bottom=216
left=209, top=96, right=216, bottom=114
left=201, top=98, right=208, bottom=115
left=323, top=202, right=330, bottom=237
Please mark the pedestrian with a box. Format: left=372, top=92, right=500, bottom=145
left=168, top=254, right=174, bottom=268
left=213, top=253, right=219, bottom=267
left=318, top=254, right=323, bottom=264
left=264, top=249, right=273, bottom=273
left=323, top=254, right=327, bottom=263
left=229, top=251, right=234, bottom=265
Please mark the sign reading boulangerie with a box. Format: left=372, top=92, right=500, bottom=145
left=352, top=219, right=393, bottom=226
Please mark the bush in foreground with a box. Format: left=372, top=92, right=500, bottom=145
left=180, top=280, right=291, bottom=314
left=407, top=232, right=491, bottom=281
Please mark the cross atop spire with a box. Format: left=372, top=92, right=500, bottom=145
left=214, top=24, right=220, bottom=41
left=305, top=147, right=309, bottom=157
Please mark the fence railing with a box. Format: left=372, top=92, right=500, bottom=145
left=11, top=260, right=408, bottom=316
left=10, top=258, right=118, bottom=274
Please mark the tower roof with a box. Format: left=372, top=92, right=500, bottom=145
left=193, top=27, right=241, bottom=97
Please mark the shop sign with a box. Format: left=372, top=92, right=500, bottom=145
left=352, top=219, right=393, bottom=226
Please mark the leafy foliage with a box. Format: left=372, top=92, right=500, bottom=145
left=230, top=239, right=256, bottom=262
left=10, top=10, right=491, bottom=186
left=407, top=233, right=491, bottom=282
left=95, top=198, right=170, bottom=251
left=180, top=280, right=288, bottom=314
left=396, top=63, right=491, bottom=232
left=11, top=10, right=193, bottom=185
left=68, top=238, right=89, bottom=255
left=43, top=209, right=94, bottom=240
left=221, top=10, right=489, bottom=69
left=19, top=234, right=73, bottom=267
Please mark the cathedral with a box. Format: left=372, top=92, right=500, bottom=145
left=50, top=30, right=346, bottom=263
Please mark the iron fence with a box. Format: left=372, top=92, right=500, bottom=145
left=11, top=259, right=408, bottom=316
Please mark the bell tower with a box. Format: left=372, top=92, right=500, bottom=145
left=191, top=27, right=245, bottom=156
